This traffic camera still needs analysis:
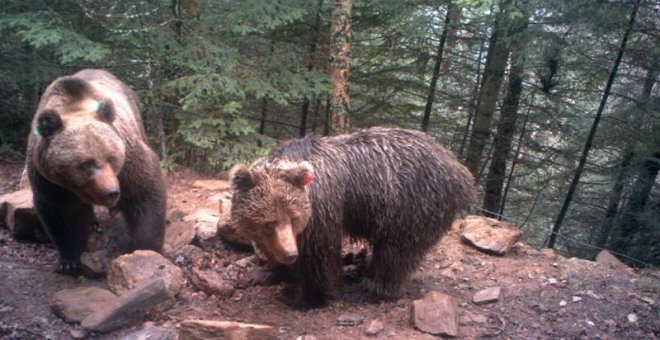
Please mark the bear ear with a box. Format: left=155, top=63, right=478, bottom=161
left=230, top=164, right=255, bottom=191
left=96, top=98, right=116, bottom=123
left=279, top=161, right=314, bottom=187
left=36, top=110, right=63, bottom=139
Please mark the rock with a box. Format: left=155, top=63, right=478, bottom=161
left=296, top=336, right=316, bottom=340
left=175, top=245, right=205, bottom=263
left=107, top=250, right=185, bottom=297
left=472, top=286, right=501, bottom=305
left=558, top=258, right=601, bottom=284
left=365, top=320, right=384, bottom=336
left=168, top=209, right=187, bottom=222
left=572, top=296, right=582, bottom=302
left=81, top=279, right=175, bottom=333
left=190, top=268, right=235, bottom=297
left=122, top=325, right=176, bottom=340
left=0, top=189, right=48, bottom=242
left=178, top=320, right=273, bottom=340
left=51, top=287, right=118, bottom=323
left=69, top=328, right=89, bottom=339
left=81, top=250, right=110, bottom=278
left=410, top=291, right=459, bottom=337
left=217, top=196, right=252, bottom=247
left=164, top=220, right=195, bottom=254
left=460, top=215, right=522, bottom=256
left=337, top=313, right=366, bottom=326
left=192, top=180, right=232, bottom=191
left=185, top=209, right=220, bottom=249
left=595, top=250, right=630, bottom=272
left=627, top=313, right=638, bottom=323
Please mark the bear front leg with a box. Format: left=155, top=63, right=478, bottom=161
left=118, top=185, right=166, bottom=254
left=31, top=173, right=92, bottom=275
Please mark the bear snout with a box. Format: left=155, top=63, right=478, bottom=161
left=103, top=188, right=120, bottom=206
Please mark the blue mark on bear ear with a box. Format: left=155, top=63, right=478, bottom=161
left=33, top=126, right=41, bottom=136
left=96, top=98, right=116, bottom=123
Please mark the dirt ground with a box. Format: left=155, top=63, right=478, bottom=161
left=1, top=153, right=659, bottom=339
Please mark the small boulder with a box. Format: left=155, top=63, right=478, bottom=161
left=122, top=325, right=176, bottom=340
left=178, top=320, right=273, bottom=340
left=558, top=257, right=600, bottom=283
left=190, top=268, right=235, bottom=297
left=0, top=190, right=48, bottom=242
left=472, top=286, right=501, bottom=305
left=595, top=250, right=630, bottom=272
left=217, top=196, right=252, bottom=247
left=365, top=319, right=384, bottom=336
left=460, top=216, right=522, bottom=256
left=82, top=279, right=175, bottom=333
left=108, top=250, right=185, bottom=297
left=163, top=220, right=195, bottom=254
left=80, top=250, right=110, bottom=278
left=174, top=245, right=205, bottom=264
left=410, top=291, right=459, bottom=337
left=185, top=209, right=220, bottom=249
left=337, top=314, right=366, bottom=326
left=51, top=287, right=117, bottom=323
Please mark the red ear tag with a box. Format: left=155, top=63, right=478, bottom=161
left=301, top=174, right=314, bottom=186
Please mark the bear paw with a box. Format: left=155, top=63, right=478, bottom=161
left=343, top=278, right=401, bottom=303
left=281, top=284, right=329, bottom=310
left=248, top=266, right=292, bottom=286
left=56, top=258, right=83, bottom=276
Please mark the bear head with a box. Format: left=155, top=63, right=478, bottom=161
left=33, top=82, right=126, bottom=208
left=229, top=160, right=314, bottom=265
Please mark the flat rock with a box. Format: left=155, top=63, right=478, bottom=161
left=174, top=245, right=205, bottom=264
left=0, top=189, right=48, bottom=242
left=163, top=220, right=195, bottom=254
left=472, top=286, right=501, bottom=305
left=82, top=279, right=175, bottom=333
left=337, top=313, right=366, bottom=326
left=192, top=180, right=232, bottom=191
left=178, top=320, right=273, bottom=340
left=410, top=291, right=459, bottom=337
left=595, top=250, right=630, bottom=272
left=51, top=286, right=118, bottom=323
left=190, top=268, right=235, bottom=297
left=122, top=325, right=176, bottom=340
left=460, top=215, right=522, bottom=256
left=107, top=250, right=185, bottom=296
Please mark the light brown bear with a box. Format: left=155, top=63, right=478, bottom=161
left=25, top=69, right=167, bottom=275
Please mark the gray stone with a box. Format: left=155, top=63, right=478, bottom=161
left=81, top=279, right=175, bottom=333
left=185, top=209, right=220, bottom=249
left=410, top=291, right=459, bottom=337
left=472, top=286, right=501, bottom=305
left=337, top=313, right=366, bottom=326
left=81, top=250, right=110, bottom=278
left=107, top=250, right=185, bottom=297
left=174, top=245, right=205, bottom=263
left=178, top=320, right=273, bottom=340
left=0, top=189, right=48, bottom=242
left=460, top=216, right=522, bottom=256
left=122, top=325, right=176, bottom=340
left=163, top=220, right=195, bottom=254
left=51, top=286, right=117, bottom=323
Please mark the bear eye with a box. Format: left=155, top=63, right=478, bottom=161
left=107, top=156, right=116, bottom=165
left=78, top=160, right=95, bottom=171
left=264, top=221, right=278, bottom=229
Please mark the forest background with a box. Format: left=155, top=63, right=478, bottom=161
left=0, top=0, right=658, bottom=266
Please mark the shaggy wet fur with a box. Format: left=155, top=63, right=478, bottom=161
left=26, top=69, right=166, bottom=275
left=231, top=127, right=474, bottom=308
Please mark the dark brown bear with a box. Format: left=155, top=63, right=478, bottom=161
left=25, top=69, right=167, bottom=275
left=229, top=127, right=474, bottom=308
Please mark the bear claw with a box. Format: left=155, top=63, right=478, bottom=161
left=57, top=259, right=83, bottom=276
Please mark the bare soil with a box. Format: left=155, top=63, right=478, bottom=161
left=1, top=155, right=658, bottom=339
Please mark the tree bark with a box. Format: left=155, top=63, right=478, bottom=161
left=300, top=0, right=324, bottom=137
left=329, top=0, right=352, bottom=135
left=464, top=0, right=512, bottom=178
left=482, top=15, right=528, bottom=218
left=547, top=0, right=640, bottom=249
left=421, top=0, right=453, bottom=132
left=258, top=97, right=268, bottom=135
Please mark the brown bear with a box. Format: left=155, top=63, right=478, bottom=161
left=25, top=69, right=167, bottom=275
left=229, top=127, right=474, bottom=308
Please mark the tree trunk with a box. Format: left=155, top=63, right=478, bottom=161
left=328, top=0, right=352, bottom=135
left=421, top=0, right=453, bottom=132
left=458, top=36, right=486, bottom=158
left=464, top=0, right=512, bottom=178
left=499, top=88, right=534, bottom=217
left=300, top=0, right=324, bottom=137
left=596, top=66, right=656, bottom=247
left=547, top=0, right=640, bottom=249
left=138, top=2, right=167, bottom=162
left=482, top=15, right=528, bottom=218
left=258, top=97, right=268, bottom=135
